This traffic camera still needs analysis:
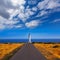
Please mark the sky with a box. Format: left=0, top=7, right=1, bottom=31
left=0, top=0, right=60, bottom=39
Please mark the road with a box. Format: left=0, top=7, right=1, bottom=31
left=9, top=43, right=47, bottom=60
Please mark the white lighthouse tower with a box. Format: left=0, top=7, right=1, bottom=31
left=28, top=33, right=32, bottom=43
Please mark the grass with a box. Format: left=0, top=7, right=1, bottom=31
left=0, top=42, right=60, bottom=60
left=34, top=43, right=60, bottom=60
left=0, top=43, right=23, bottom=60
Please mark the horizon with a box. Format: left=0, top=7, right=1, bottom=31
left=0, top=39, right=60, bottom=43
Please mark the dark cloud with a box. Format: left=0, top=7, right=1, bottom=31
left=0, top=0, right=18, bottom=19
left=0, top=7, right=10, bottom=19
left=0, top=0, right=17, bottom=9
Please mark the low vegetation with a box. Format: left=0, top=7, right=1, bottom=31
left=34, top=43, right=60, bottom=60
left=0, top=43, right=23, bottom=60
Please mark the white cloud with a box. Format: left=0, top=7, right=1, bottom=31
left=37, top=0, right=49, bottom=10
left=9, top=9, right=19, bottom=20
left=0, top=16, right=7, bottom=29
left=0, top=0, right=60, bottom=30
left=7, top=9, right=14, bottom=14
left=47, top=0, right=60, bottom=9
left=38, top=0, right=60, bottom=10
left=0, top=16, right=20, bottom=29
left=2, top=16, right=19, bottom=26
left=50, top=19, right=60, bottom=23
left=32, top=7, right=37, bottom=12
left=37, top=0, right=60, bottom=17
left=9, top=4, right=36, bottom=22
left=25, top=20, right=40, bottom=28
left=10, top=5, right=37, bottom=22
left=14, top=24, right=23, bottom=28
left=11, top=0, right=26, bottom=6
left=18, top=6, right=35, bottom=22
left=28, top=0, right=37, bottom=5
left=37, top=10, right=48, bottom=17
left=5, top=20, right=19, bottom=25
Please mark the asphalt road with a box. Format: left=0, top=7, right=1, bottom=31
left=9, top=43, right=47, bottom=60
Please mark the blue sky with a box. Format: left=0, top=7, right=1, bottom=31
left=0, top=0, right=60, bottom=39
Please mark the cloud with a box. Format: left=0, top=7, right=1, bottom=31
left=11, top=6, right=37, bottom=22
left=25, top=20, right=41, bottom=28
left=0, top=0, right=26, bottom=29
left=0, top=16, right=20, bottom=29
left=28, top=0, right=38, bottom=5
left=50, top=19, right=60, bottom=23
left=38, top=0, right=60, bottom=10
left=37, top=0, right=60, bottom=17
left=14, top=24, right=23, bottom=28
left=18, top=6, right=35, bottom=22
left=32, top=7, right=38, bottom=12
left=0, top=0, right=18, bottom=19
left=0, top=0, right=60, bottom=30
left=47, top=0, right=60, bottom=9
left=11, top=0, right=26, bottom=6
left=0, top=6, right=10, bottom=19
left=7, top=0, right=60, bottom=30
left=0, top=0, right=26, bottom=19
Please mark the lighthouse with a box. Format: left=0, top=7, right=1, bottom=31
left=28, top=33, right=32, bottom=43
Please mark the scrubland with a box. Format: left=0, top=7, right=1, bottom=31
left=34, top=43, right=60, bottom=60
left=0, top=43, right=23, bottom=60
